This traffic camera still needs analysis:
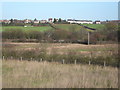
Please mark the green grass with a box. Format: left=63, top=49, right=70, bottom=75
left=54, top=24, right=96, bottom=32
left=0, top=24, right=105, bottom=32
left=1, top=26, right=53, bottom=32
left=54, top=24, right=81, bottom=30
left=82, top=24, right=105, bottom=30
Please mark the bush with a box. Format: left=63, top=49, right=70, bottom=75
left=2, top=46, right=118, bottom=67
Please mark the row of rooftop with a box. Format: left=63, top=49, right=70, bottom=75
left=0, top=18, right=119, bottom=24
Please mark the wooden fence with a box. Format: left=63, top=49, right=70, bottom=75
left=2, top=56, right=108, bottom=67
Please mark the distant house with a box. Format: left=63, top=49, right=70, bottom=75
left=94, top=20, right=101, bottom=24
left=75, top=20, right=93, bottom=24
left=0, top=20, right=2, bottom=23
left=67, top=19, right=93, bottom=24
left=24, top=19, right=32, bottom=23
left=48, top=18, right=53, bottom=23
left=1, top=20, right=11, bottom=24
left=40, top=20, right=47, bottom=23
left=13, top=19, right=24, bottom=23
left=67, top=19, right=76, bottom=24
left=33, top=20, right=40, bottom=24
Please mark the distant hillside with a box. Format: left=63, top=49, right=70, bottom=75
left=82, top=24, right=105, bottom=30
left=1, top=24, right=106, bottom=32
left=1, top=26, right=53, bottom=32
left=53, top=24, right=95, bottom=32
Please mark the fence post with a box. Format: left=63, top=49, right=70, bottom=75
left=89, top=61, right=91, bottom=65
left=104, top=61, right=106, bottom=67
left=20, top=57, right=22, bottom=61
left=31, top=57, right=32, bottom=61
left=11, top=56, right=13, bottom=60
left=2, top=56, right=4, bottom=60
left=40, top=58, right=42, bottom=62
left=52, top=58, right=53, bottom=62
left=75, top=60, right=77, bottom=65
left=110, top=52, right=112, bottom=55
left=62, top=59, right=64, bottom=64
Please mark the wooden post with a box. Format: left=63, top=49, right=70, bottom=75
left=88, top=32, right=90, bottom=45
left=20, top=57, right=22, bottom=61
left=104, top=61, right=106, bottom=67
left=89, top=61, right=91, bottom=65
left=2, top=56, right=5, bottom=60
left=52, top=58, right=53, bottom=62
left=11, top=56, right=13, bottom=60
left=75, top=60, right=77, bottom=65
left=110, top=52, right=112, bottom=55
left=40, top=58, right=42, bottom=62
left=2, top=56, right=4, bottom=60
left=31, top=57, right=32, bottom=61
left=62, top=59, right=64, bottom=64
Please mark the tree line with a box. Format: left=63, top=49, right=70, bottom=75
left=2, top=22, right=118, bottom=44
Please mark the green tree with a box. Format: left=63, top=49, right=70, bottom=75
left=53, top=18, right=57, bottom=23
left=10, top=19, right=14, bottom=23
left=34, top=18, right=37, bottom=21
left=58, top=18, right=62, bottom=23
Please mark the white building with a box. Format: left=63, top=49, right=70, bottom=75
left=40, top=20, right=47, bottom=23
left=33, top=20, right=40, bottom=24
left=75, top=20, right=93, bottom=24
left=67, top=19, right=93, bottom=24
left=1, top=20, right=11, bottom=24
left=94, top=20, right=101, bottom=24
left=67, top=19, right=76, bottom=24
left=24, top=19, right=31, bottom=23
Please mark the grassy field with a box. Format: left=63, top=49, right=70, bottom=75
left=54, top=24, right=105, bottom=31
left=54, top=24, right=82, bottom=30
left=54, top=24, right=96, bottom=32
left=1, top=23, right=105, bottom=32
left=82, top=24, right=105, bottom=30
left=1, top=24, right=84, bottom=32
left=0, top=26, right=53, bottom=32
left=2, top=60, right=118, bottom=88
left=1, top=23, right=118, bottom=88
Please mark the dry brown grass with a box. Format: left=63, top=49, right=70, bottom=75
left=2, top=60, right=118, bottom=88
left=3, top=42, right=118, bottom=57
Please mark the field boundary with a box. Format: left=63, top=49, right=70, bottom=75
left=2, top=55, right=117, bottom=68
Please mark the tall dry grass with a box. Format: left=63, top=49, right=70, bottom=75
left=2, top=60, right=118, bottom=88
